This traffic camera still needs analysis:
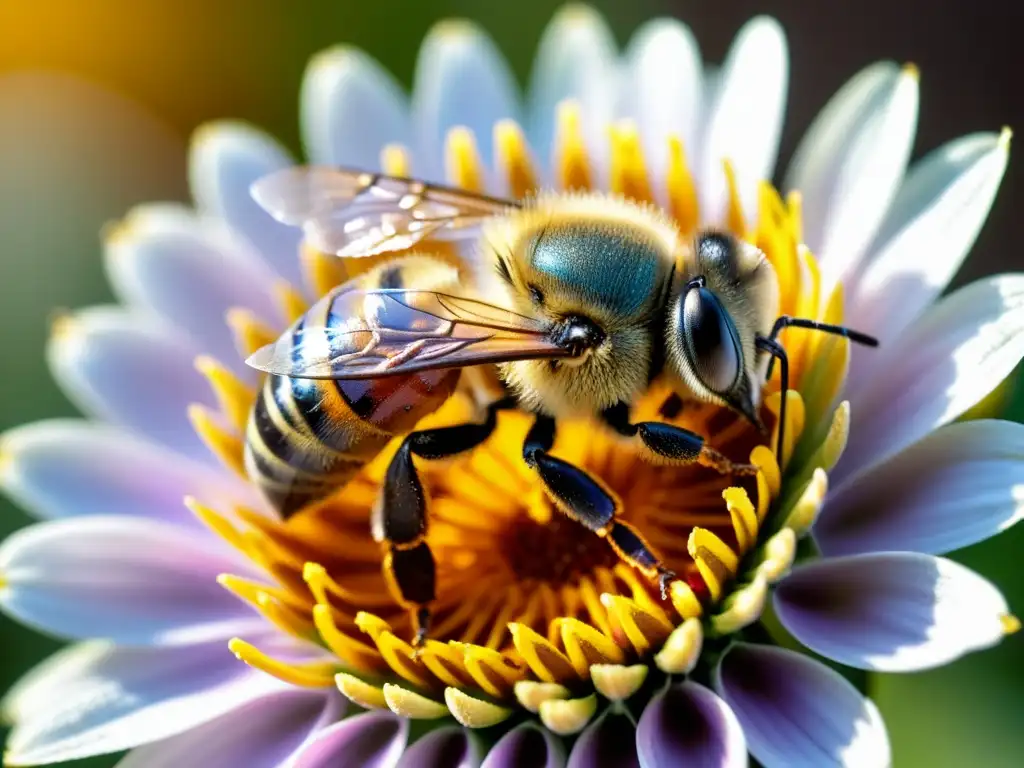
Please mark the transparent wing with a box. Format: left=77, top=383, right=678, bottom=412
left=250, top=166, right=517, bottom=258
left=246, top=288, right=569, bottom=380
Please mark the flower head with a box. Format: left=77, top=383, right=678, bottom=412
left=1, top=5, right=1020, bottom=767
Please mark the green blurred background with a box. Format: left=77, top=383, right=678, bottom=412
left=0, top=1, right=1020, bottom=765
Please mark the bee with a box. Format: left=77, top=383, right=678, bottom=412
left=246, top=168, right=878, bottom=642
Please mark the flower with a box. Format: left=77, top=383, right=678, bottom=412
left=1, top=3, right=1019, bottom=766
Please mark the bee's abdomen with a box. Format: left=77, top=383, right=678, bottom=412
left=246, top=369, right=459, bottom=518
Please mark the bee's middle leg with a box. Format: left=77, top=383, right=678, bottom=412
left=376, top=397, right=514, bottom=645
left=522, top=414, right=677, bottom=598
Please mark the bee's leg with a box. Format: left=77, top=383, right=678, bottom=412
left=522, top=414, right=676, bottom=598
left=376, top=397, right=515, bottom=645
left=600, top=402, right=759, bottom=476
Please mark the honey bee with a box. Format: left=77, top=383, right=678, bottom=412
left=246, top=168, right=878, bottom=642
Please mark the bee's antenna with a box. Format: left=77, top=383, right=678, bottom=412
left=756, top=335, right=789, bottom=467
left=764, top=316, right=879, bottom=378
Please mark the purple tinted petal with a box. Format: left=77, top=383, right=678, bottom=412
left=3, top=638, right=293, bottom=764
left=775, top=553, right=1010, bottom=671
left=189, top=122, right=303, bottom=286
left=481, top=723, right=565, bottom=768
left=0, top=420, right=260, bottom=525
left=716, top=643, right=890, bottom=767
left=293, top=711, right=408, bottom=768
left=105, top=210, right=280, bottom=376
left=818, top=420, right=1024, bottom=556
left=568, top=711, right=640, bottom=768
left=397, top=727, right=480, bottom=768
left=0, top=516, right=262, bottom=645
left=636, top=681, right=747, bottom=768
left=837, top=274, right=1024, bottom=485
left=46, top=307, right=216, bottom=462
left=116, top=689, right=342, bottom=768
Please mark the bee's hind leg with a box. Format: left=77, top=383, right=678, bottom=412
left=375, top=397, right=515, bottom=646
left=522, top=414, right=677, bottom=598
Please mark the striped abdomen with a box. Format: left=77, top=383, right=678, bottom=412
left=245, top=366, right=459, bottom=518
left=245, top=255, right=462, bottom=518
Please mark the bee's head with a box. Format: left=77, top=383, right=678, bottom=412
left=666, top=232, right=779, bottom=430
left=482, top=198, right=679, bottom=417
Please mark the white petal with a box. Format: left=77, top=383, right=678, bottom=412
left=526, top=4, right=619, bottom=182
left=785, top=62, right=918, bottom=291
left=699, top=16, right=788, bottom=225
left=819, top=419, right=1024, bottom=556
left=0, top=516, right=260, bottom=644
left=775, top=552, right=1012, bottom=672
left=716, top=644, right=890, bottom=768
left=47, top=307, right=215, bottom=462
left=0, top=420, right=258, bottom=525
left=622, top=18, right=703, bottom=182
left=293, top=710, right=408, bottom=768
left=3, top=639, right=292, bottom=765
left=301, top=46, right=410, bottom=168
left=105, top=208, right=280, bottom=374
left=189, top=121, right=303, bottom=286
left=116, top=689, right=342, bottom=768
left=838, top=274, right=1024, bottom=482
left=411, top=20, right=520, bottom=185
left=843, top=130, right=1010, bottom=394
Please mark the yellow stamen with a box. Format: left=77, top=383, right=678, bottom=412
left=783, top=468, right=829, bottom=536
left=590, top=663, right=648, bottom=702
left=494, top=119, right=538, bottom=198
left=655, top=617, right=703, bottom=675
left=228, top=638, right=337, bottom=688
left=555, top=100, right=592, bottom=191
left=300, top=241, right=350, bottom=298
left=194, top=356, right=254, bottom=433
left=445, top=126, right=485, bottom=193
left=688, top=528, right=739, bottom=602
left=509, top=623, right=577, bottom=683
left=311, top=605, right=388, bottom=675
left=380, top=143, right=411, bottom=177
left=514, top=680, right=571, bottom=713
left=666, top=136, right=699, bottom=234
left=1001, top=614, right=1021, bottom=635
left=539, top=694, right=598, bottom=736
left=188, top=405, right=245, bottom=477
left=382, top=683, right=449, bottom=719
left=444, top=687, right=513, bottom=729
left=186, top=498, right=250, bottom=556
left=226, top=308, right=276, bottom=359
left=609, top=121, right=653, bottom=204
left=600, top=594, right=672, bottom=656
left=723, top=487, right=758, bottom=553
left=711, top=575, right=768, bottom=635
left=336, top=672, right=388, bottom=710
left=722, top=159, right=746, bottom=236
left=556, top=618, right=625, bottom=678
left=668, top=581, right=703, bottom=620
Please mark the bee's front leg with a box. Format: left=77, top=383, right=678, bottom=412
left=600, top=402, right=759, bottom=476
left=522, top=414, right=676, bottom=598
left=375, top=397, right=514, bottom=646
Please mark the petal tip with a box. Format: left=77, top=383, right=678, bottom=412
left=901, top=61, right=920, bottom=81
left=999, top=125, right=1013, bottom=149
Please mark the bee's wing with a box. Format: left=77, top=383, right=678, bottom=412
left=246, top=288, right=568, bottom=380
left=250, top=166, right=517, bottom=258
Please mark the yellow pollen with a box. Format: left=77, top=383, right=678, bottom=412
left=901, top=62, right=920, bottom=80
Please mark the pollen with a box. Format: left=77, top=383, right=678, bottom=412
left=192, top=116, right=850, bottom=732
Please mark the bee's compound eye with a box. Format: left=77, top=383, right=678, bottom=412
left=680, top=286, right=741, bottom=395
